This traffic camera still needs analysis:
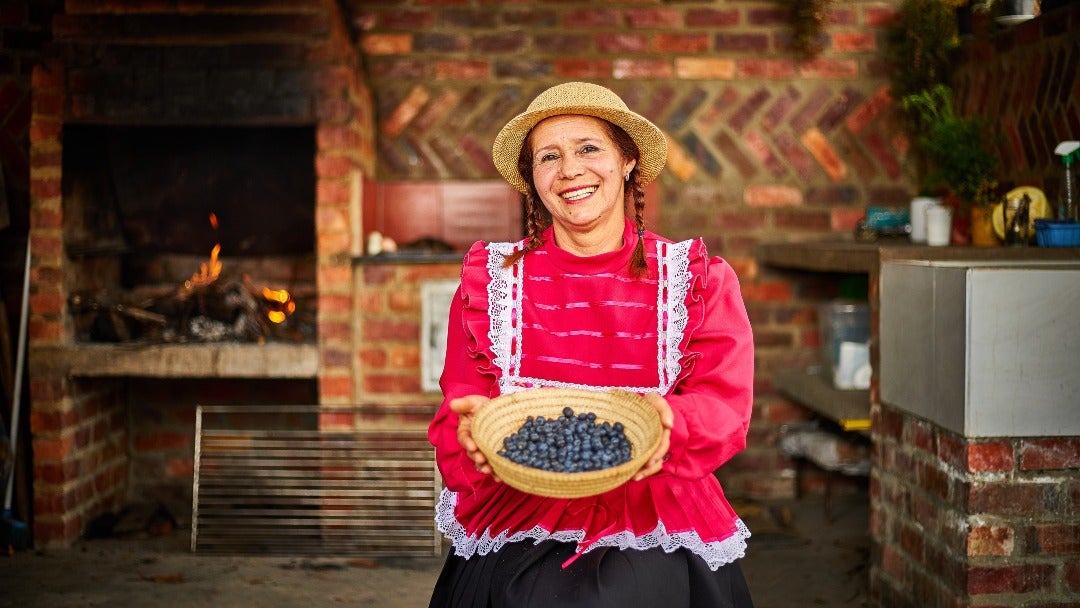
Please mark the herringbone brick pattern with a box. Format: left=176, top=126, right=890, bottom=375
left=374, top=81, right=908, bottom=203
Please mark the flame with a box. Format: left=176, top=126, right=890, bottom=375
left=183, top=214, right=222, bottom=290
left=262, top=287, right=296, bottom=324
left=184, top=243, right=222, bottom=289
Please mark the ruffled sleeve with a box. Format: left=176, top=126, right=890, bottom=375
left=427, top=241, right=502, bottom=493
left=662, top=240, right=754, bottom=480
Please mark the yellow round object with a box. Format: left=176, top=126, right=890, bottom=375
left=991, top=186, right=1051, bottom=240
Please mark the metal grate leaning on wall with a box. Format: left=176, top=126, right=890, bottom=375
left=192, top=404, right=442, bottom=557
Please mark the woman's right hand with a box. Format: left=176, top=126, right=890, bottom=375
left=449, top=395, right=501, bottom=481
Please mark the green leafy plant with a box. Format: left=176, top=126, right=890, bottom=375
left=884, top=0, right=962, bottom=126
left=901, top=85, right=999, bottom=208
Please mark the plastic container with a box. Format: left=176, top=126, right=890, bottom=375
left=1034, top=219, right=1080, bottom=247
left=818, top=301, right=871, bottom=390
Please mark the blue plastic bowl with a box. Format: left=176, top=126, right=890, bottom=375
left=1034, top=219, right=1080, bottom=247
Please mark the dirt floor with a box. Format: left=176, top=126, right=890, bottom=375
left=1, top=489, right=870, bottom=608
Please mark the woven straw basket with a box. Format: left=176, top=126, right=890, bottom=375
left=472, top=387, right=663, bottom=499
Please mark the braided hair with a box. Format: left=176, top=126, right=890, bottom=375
left=502, top=119, right=650, bottom=279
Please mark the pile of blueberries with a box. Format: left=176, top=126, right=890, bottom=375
left=498, top=406, right=633, bottom=473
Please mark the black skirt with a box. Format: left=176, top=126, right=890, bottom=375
left=428, top=539, right=754, bottom=608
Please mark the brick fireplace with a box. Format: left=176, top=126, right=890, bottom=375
left=25, top=1, right=378, bottom=545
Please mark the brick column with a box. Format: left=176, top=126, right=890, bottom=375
left=871, top=403, right=1080, bottom=607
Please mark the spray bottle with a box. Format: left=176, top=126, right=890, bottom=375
left=1055, top=141, right=1079, bottom=222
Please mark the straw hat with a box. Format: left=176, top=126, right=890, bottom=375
left=492, top=82, right=668, bottom=194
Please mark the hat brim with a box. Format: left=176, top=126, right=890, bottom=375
left=492, top=99, right=668, bottom=195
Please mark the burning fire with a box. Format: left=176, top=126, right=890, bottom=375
left=184, top=213, right=222, bottom=290
left=183, top=212, right=297, bottom=325
left=262, top=287, right=296, bottom=324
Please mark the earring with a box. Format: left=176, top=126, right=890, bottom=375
left=624, top=172, right=630, bottom=182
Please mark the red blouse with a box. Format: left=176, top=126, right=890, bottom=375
left=428, top=218, right=755, bottom=570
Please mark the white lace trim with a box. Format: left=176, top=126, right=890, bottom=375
left=485, top=238, right=695, bottom=395
left=434, top=488, right=750, bottom=571
left=656, top=240, right=692, bottom=393
left=485, top=241, right=524, bottom=382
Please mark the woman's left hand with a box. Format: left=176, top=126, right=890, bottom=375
left=633, top=393, right=674, bottom=481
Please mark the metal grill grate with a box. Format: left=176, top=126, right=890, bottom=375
left=191, top=405, right=442, bottom=557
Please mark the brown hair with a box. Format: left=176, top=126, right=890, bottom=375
left=502, top=119, right=649, bottom=278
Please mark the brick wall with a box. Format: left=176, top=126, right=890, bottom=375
left=354, top=260, right=460, bottom=404
left=24, top=0, right=377, bottom=545
left=953, top=6, right=1080, bottom=198
left=872, top=404, right=1080, bottom=607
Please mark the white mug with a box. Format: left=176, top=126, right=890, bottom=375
left=910, top=197, right=941, bottom=243
left=925, top=206, right=952, bottom=246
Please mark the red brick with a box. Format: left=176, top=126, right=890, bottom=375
left=315, top=124, right=360, bottom=151
left=434, top=60, right=489, bottom=80
left=830, top=32, right=877, bottom=53
left=34, top=461, right=81, bottom=485
left=30, top=177, right=61, bottom=199
left=364, top=373, right=421, bottom=394
left=319, top=375, right=353, bottom=400
left=361, top=33, right=411, bottom=55
left=936, top=431, right=966, bottom=471
left=554, top=59, right=613, bottom=79
left=744, top=184, right=801, bottom=207
left=317, top=264, right=351, bottom=287
left=736, top=58, right=797, bottom=80
left=801, top=128, right=848, bottom=181
left=966, top=564, right=1055, bottom=595
left=1067, top=558, right=1080, bottom=592
left=967, top=441, right=1015, bottom=473
left=831, top=208, right=865, bottom=232
left=685, top=8, right=739, bottom=27
left=775, top=210, right=830, bottom=231
left=845, top=85, right=892, bottom=134
left=881, top=543, right=907, bottom=581
left=967, top=525, right=1014, bottom=556
left=613, top=59, right=673, bottom=80
left=562, top=9, right=618, bottom=28
left=319, top=320, right=352, bottom=343
left=877, top=407, right=904, bottom=441
left=715, top=33, right=770, bottom=53
left=596, top=33, right=649, bottom=53
left=379, top=9, right=435, bottom=30
left=362, top=320, right=419, bottom=341
left=321, top=347, right=352, bottom=368
left=864, top=6, right=896, bottom=27
left=626, top=8, right=680, bottom=28
left=387, top=345, right=420, bottom=369
left=1019, top=438, right=1080, bottom=470
left=968, top=482, right=1056, bottom=516
left=798, top=57, right=859, bottom=80
left=747, top=7, right=787, bottom=26
left=1034, top=524, right=1080, bottom=554
left=654, top=33, right=709, bottom=54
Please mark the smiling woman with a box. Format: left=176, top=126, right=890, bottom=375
left=425, top=82, right=758, bottom=608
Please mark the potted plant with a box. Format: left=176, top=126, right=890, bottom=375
left=884, top=0, right=966, bottom=241
left=901, top=85, right=1000, bottom=244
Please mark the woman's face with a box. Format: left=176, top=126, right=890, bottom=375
left=528, top=115, right=637, bottom=240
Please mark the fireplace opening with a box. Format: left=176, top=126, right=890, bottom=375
left=61, top=125, right=317, bottom=344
